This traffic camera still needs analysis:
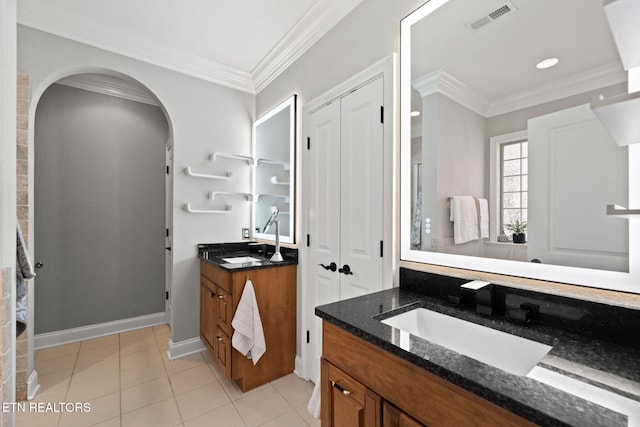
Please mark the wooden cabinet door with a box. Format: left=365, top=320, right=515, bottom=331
left=322, top=359, right=380, bottom=427
left=383, top=402, right=426, bottom=427
left=215, top=327, right=232, bottom=380
left=200, top=278, right=215, bottom=349
left=215, top=287, right=232, bottom=336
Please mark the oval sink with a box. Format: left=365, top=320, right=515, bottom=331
left=380, top=308, right=552, bottom=376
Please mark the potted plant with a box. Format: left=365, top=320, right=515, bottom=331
left=505, top=219, right=527, bottom=244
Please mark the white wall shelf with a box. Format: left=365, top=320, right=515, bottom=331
left=208, top=191, right=253, bottom=201
left=256, top=194, right=290, bottom=203
left=210, top=152, right=255, bottom=165
left=270, top=176, right=290, bottom=186
left=184, top=167, right=233, bottom=181
left=606, top=204, right=640, bottom=218
left=257, top=158, right=290, bottom=170
left=184, top=203, right=232, bottom=214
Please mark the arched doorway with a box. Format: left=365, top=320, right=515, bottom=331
left=32, top=71, right=172, bottom=343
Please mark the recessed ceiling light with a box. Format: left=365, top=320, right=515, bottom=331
left=410, top=111, right=421, bottom=117
left=536, top=57, right=559, bottom=69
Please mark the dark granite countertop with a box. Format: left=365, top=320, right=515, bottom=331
left=316, top=285, right=640, bottom=426
left=198, top=242, right=298, bottom=272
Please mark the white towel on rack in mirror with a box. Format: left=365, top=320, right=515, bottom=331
left=231, top=279, right=266, bottom=365
left=477, top=198, right=489, bottom=239
left=450, top=196, right=479, bottom=244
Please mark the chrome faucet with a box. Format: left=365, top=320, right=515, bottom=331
left=262, top=208, right=283, bottom=262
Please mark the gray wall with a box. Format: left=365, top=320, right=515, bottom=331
left=34, top=83, right=168, bottom=333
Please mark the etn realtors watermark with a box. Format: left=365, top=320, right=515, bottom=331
left=3, top=402, right=91, bottom=413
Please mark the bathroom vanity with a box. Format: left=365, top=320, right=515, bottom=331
left=198, top=243, right=297, bottom=392
left=317, top=268, right=640, bottom=426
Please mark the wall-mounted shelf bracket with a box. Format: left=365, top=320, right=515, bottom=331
left=210, top=152, right=255, bottom=165
left=256, top=194, right=290, bottom=203
left=184, top=203, right=232, bottom=214
left=606, top=204, right=640, bottom=218
left=184, top=167, right=233, bottom=180
left=209, top=191, right=253, bottom=201
left=270, top=176, right=290, bottom=186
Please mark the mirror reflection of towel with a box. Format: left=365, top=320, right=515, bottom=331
left=477, top=198, right=489, bottom=239
left=231, top=279, right=266, bottom=365
left=16, top=222, right=35, bottom=337
left=450, top=196, right=479, bottom=244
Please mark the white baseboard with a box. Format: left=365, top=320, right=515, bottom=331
left=34, top=312, right=166, bottom=350
left=27, top=370, right=40, bottom=401
left=166, top=337, right=206, bottom=360
left=294, top=355, right=307, bottom=380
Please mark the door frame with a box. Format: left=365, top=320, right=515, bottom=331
left=299, top=55, right=395, bottom=381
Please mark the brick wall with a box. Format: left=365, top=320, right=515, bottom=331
left=16, top=71, right=31, bottom=401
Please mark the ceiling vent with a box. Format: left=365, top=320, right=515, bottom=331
left=465, top=1, right=518, bottom=31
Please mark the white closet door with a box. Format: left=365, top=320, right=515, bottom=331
left=306, top=77, right=384, bottom=382
left=339, top=77, right=384, bottom=299
left=307, top=99, right=342, bottom=382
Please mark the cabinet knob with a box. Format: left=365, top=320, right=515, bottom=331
left=331, top=380, right=352, bottom=396
left=216, top=336, right=223, bottom=342
left=218, top=294, right=225, bottom=299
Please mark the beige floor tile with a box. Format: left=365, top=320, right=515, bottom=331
left=169, top=364, right=216, bottom=395
left=77, top=343, right=119, bottom=364
left=163, top=352, right=206, bottom=375
left=66, top=372, right=119, bottom=401
left=36, top=354, right=77, bottom=376
left=120, top=327, right=156, bottom=343
left=183, top=403, right=247, bottom=427
left=91, top=416, right=121, bottom=427
left=120, top=347, right=163, bottom=371
left=295, top=403, right=321, bottom=427
left=121, top=359, right=167, bottom=389
left=258, top=409, right=310, bottom=427
left=15, top=389, right=68, bottom=423
left=153, top=323, right=170, bottom=333
left=75, top=352, right=119, bottom=371
left=37, top=369, right=72, bottom=395
left=233, top=385, right=292, bottom=427
left=121, top=376, right=173, bottom=414
left=271, top=373, right=315, bottom=408
left=58, top=391, right=120, bottom=427
left=71, top=356, right=119, bottom=384
left=16, top=410, right=61, bottom=427
left=122, top=397, right=182, bottom=427
left=79, top=334, right=119, bottom=352
left=35, top=342, right=81, bottom=362
left=120, top=336, right=158, bottom=355
left=175, top=381, right=230, bottom=421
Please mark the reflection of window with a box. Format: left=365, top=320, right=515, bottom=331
left=500, top=141, right=527, bottom=233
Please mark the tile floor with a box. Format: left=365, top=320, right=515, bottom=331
left=17, top=325, right=320, bottom=427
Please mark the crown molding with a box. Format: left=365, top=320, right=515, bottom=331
left=413, top=63, right=627, bottom=118
left=412, top=69, right=489, bottom=117
left=56, top=74, right=160, bottom=106
left=252, top=0, right=364, bottom=93
left=18, top=5, right=256, bottom=94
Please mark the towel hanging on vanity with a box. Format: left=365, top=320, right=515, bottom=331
left=231, top=279, right=266, bottom=365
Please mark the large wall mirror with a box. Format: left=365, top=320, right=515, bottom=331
left=253, top=95, right=296, bottom=244
left=400, top=0, right=640, bottom=293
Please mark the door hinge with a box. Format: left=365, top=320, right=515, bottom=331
left=380, top=105, right=384, bottom=124
left=307, top=234, right=310, bottom=247
left=380, top=240, right=384, bottom=257
left=165, top=291, right=169, bottom=300
left=166, top=165, right=170, bottom=174
left=306, top=330, right=310, bottom=344
left=307, top=137, right=311, bottom=150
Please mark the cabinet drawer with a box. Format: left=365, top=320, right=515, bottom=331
left=200, top=261, right=232, bottom=293
left=215, top=327, right=232, bottom=380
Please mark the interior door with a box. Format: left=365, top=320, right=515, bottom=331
left=165, top=141, right=173, bottom=324
left=308, top=99, right=342, bottom=382
left=307, top=77, right=384, bottom=382
left=527, top=104, right=628, bottom=271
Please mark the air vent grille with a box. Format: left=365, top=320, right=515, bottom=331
left=466, top=1, right=517, bottom=31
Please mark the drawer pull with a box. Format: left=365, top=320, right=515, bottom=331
left=331, top=381, right=351, bottom=396
left=216, top=336, right=223, bottom=342
left=218, top=294, right=225, bottom=299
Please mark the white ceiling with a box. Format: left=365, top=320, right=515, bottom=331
left=410, top=0, right=628, bottom=117
left=17, top=0, right=363, bottom=94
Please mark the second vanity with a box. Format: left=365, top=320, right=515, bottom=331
left=198, top=242, right=297, bottom=392
left=316, top=268, right=640, bottom=426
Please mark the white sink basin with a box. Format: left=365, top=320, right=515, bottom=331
left=381, top=308, right=552, bottom=376
left=222, top=256, right=261, bottom=264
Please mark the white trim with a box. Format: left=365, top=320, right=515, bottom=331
left=27, top=370, right=40, bottom=401
left=33, top=312, right=166, bottom=350
left=412, top=69, right=489, bottom=117
left=294, top=355, right=304, bottom=379
left=166, top=337, right=206, bottom=360
left=56, top=74, right=160, bottom=106
left=253, top=0, right=364, bottom=93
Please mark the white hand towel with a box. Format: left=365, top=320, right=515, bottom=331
left=477, top=198, right=489, bottom=239
left=231, top=279, right=266, bottom=365
left=307, top=375, right=321, bottom=419
left=450, top=196, right=479, bottom=244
